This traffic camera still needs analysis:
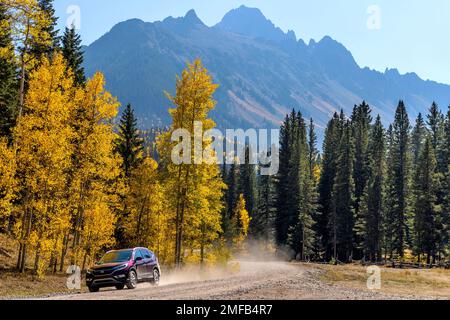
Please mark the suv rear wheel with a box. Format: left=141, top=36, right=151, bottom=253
left=126, top=270, right=138, bottom=289
left=151, top=268, right=160, bottom=286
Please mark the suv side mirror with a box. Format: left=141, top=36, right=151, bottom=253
left=135, top=256, right=143, bottom=262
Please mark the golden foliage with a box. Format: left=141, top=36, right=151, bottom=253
left=13, top=53, right=75, bottom=277
left=66, top=71, right=122, bottom=267
left=5, top=52, right=122, bottom=276
left=3, top=0, right=51, bottom=68
left=232, top=194, right=251, bottom=248
left=123, top=158, right=173, bottom=264
left=2, top=55, right=232, bottom=276
left=158, top=59, right=225, bottom=266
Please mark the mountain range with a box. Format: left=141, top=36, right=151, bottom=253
left=83, top=5, right=450, bottom=135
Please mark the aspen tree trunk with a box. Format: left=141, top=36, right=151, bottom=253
left=33, top=247, right=40, bottom=274
left=20, top=210, right=33, bottom=273
left=136, top=194, right=149, bottom=244
left=59, top=232, right=69, bottom=272
left=17, top=197, right=29, bottom=270
left=176, top=166, right=191, bottom=267
left=200, top=223, right=207, bottom=268
left=200, top=240, right=205, bottom=268
left=302, top=226, right=305, bottom=261
left=82, top=252, right=88, bottom=272
left=174, top=163, right=184, bottom=267
left=53, top=257, right=58, bottom=274
left=17, top=243, right=23, bottom=270
left=176, top=188, right=187, bottom=268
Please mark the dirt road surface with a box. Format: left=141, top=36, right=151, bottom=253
left=40, top=261, right=444, bottom=300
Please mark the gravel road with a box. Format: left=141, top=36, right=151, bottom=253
left=44, top=261, right=438, bottom=300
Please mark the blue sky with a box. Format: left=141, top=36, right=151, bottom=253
left=54, top=0, right=450, bottom=85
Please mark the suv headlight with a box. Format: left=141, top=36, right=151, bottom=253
left=115, top=263, right=128, bottom=271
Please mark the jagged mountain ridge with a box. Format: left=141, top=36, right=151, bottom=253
left=83, top=6, right=450, bottom=133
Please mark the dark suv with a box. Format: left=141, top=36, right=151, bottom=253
left=86, top=247, right=161, bottom=292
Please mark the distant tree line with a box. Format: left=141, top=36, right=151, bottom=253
left=239, top=101, right=449, bottom=264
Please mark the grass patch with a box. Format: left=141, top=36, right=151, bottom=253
left=318, top=264, right=450, bottom=298
left=0, top=234, right=88, bottom=299
left=0, top=271, right=87, bottom=299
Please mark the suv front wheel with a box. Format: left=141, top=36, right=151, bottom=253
left=88, top=285, right=99, bottom=293
left=126, top=270, right=138, bottom=289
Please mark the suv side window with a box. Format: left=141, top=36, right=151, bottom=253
left=134, top=249, right=143, bottom=260
left=142, top=249, right=151, bottom=259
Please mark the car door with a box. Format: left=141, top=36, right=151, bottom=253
left=140, top=249, right=152, bottom=279
left=148, top=249, right=159, bottom=273
left=134, top=249, right=146, bottom=280
left=142, top=249, right=154, bottom=277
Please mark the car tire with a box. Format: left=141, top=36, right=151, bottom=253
left=115, top=284, right=125, bottom=290
left=88, top=286, right=99, bottom=293
left=126, top=270, right=138, bottom=290
left=150, top=268, right=160, bottom=286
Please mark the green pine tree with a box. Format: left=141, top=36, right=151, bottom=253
left=31, top=0, right=60, bottom=58
left=351, top=101, right=372, bottom=260
left=386, top=101, right=412, bottom=260
left=61, top=26, right=86, bottom=85
left=308, top=118, right=323, bottom=260
left=0, top=5, right=18, bottom=141
left=331, top=119, right=355, bottom=263
left=427, top=102, right=445, bottom=152
left=254, top=160, right=277, bottom=247
left=444, top=106, right=450, bottom=259
left=426, top=103, right=447, bottom=260
left=240, top=145, right=258, bottom=232
left=411, top=113, right=426, bottom=170
left=360, top=115, right=385, bottom=262
left=116, top=104, right=144, bottom=179
left=413, top=135, right=440, bottom=264
left=225, top=159, right=240, bottom=244
left=285, top=111, right=303, bottom=253
left=275, top=113, right=293, bottom=246
left=383, top=125, right=395, bottom=259
left=317, top=112, right=342, bottom=261
left=308, top=118, right=319, bottom=181
left=288, top=112, right=316, bottom=260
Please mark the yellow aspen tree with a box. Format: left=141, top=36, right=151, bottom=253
left=158, top=59, right=225, bottom=267
left=123, top=158, right=169, bottom=257
left=2, top=0, right=51, bottom=115
left=186, top=164, right=225, bottom=266
left=232, top=194, right=251, bottom=249
left=79, top=200, right=116, bottom=271
left=13, top=53, right=74, bottom=276
left=63, top=72, right=122, bottom=270
left=0, top=6, right=13, bottom=59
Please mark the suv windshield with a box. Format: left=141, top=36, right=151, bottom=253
left=99, top=250, right=133, bottom=264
